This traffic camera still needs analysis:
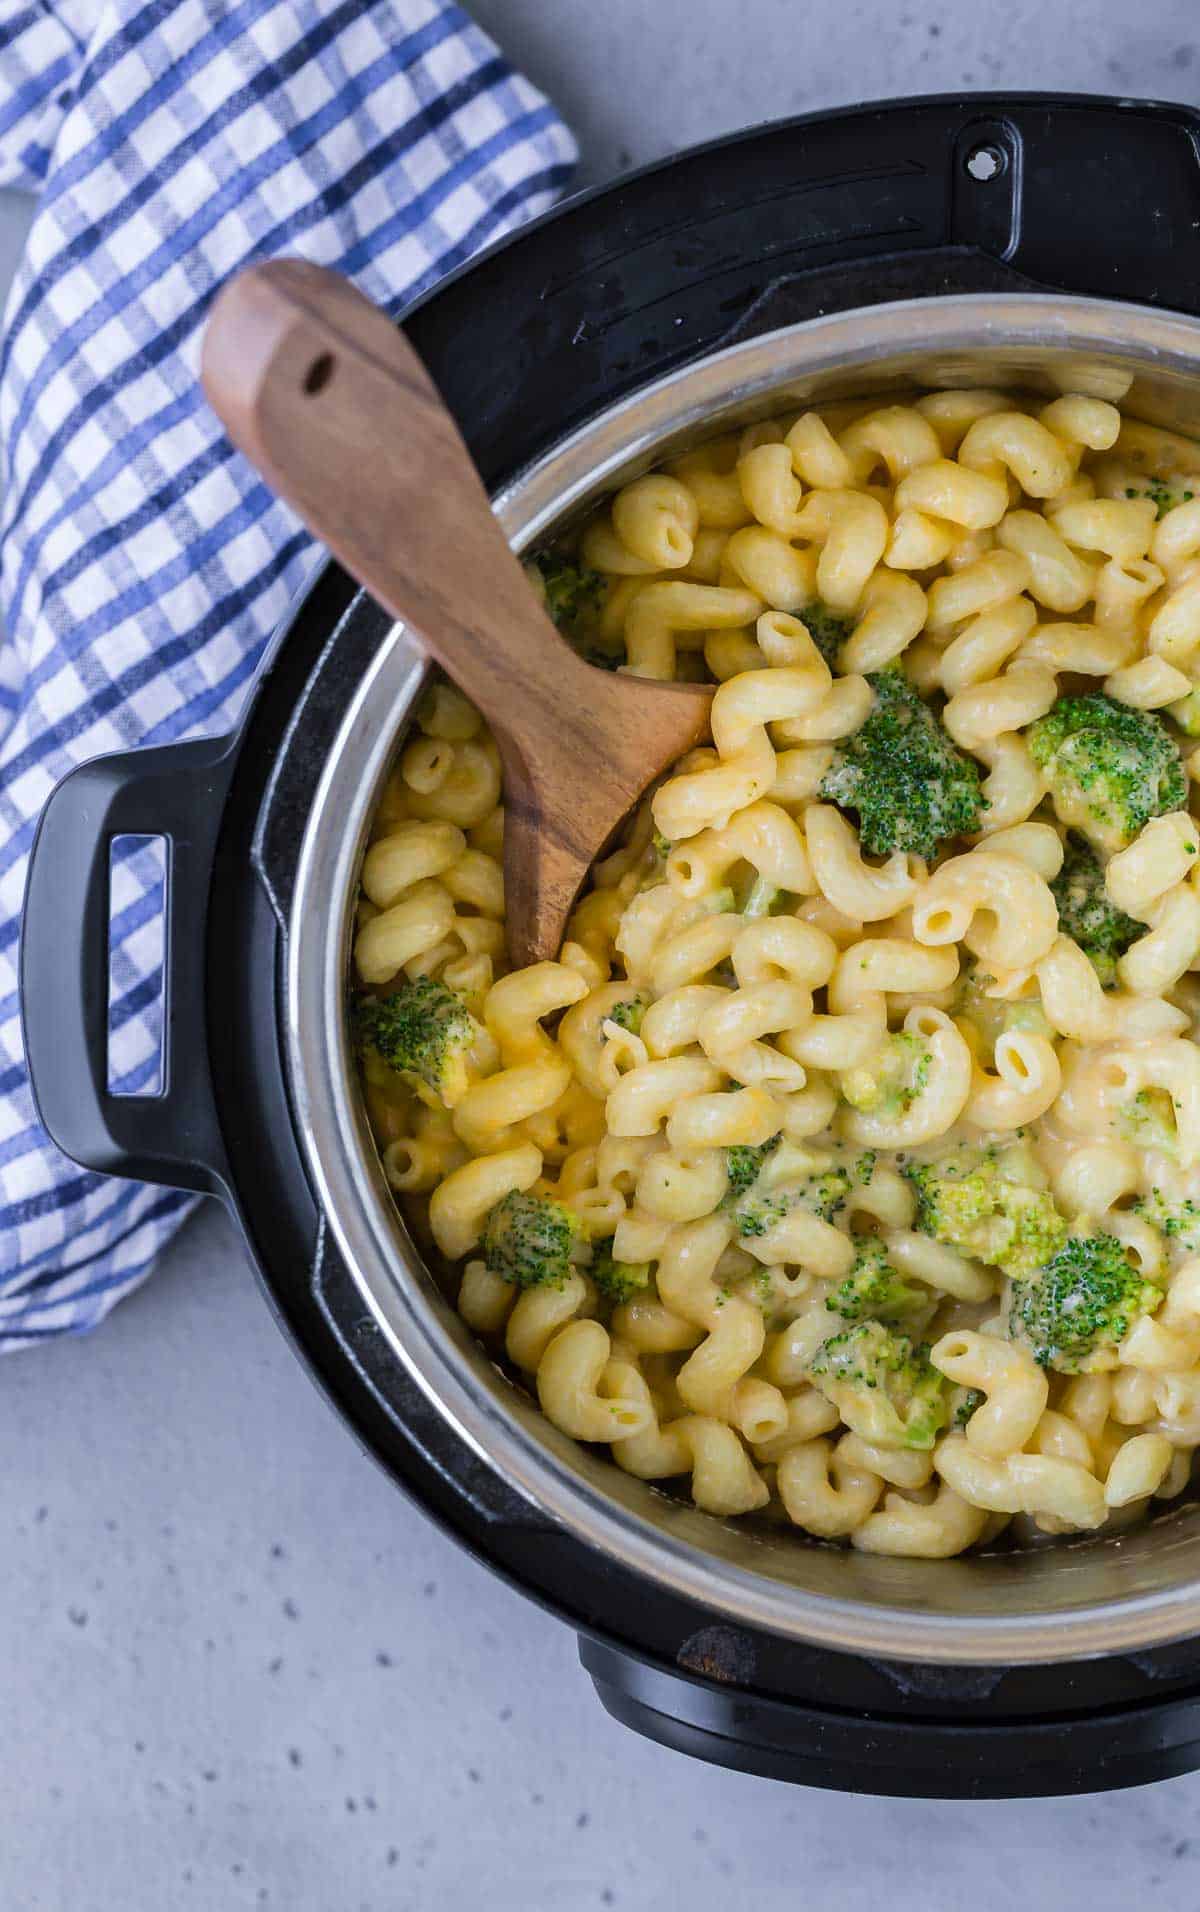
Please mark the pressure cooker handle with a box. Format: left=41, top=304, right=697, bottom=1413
left=21, top=736, right=237, bottom=1196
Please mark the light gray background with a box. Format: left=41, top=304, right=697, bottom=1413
left=7, top=3, right=1200, bottom=1908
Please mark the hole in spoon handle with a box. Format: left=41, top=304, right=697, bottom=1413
left=303, top=352, right=335, bottom=396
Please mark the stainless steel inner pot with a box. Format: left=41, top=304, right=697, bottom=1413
left=286, top=293, right=1200, bottom=1664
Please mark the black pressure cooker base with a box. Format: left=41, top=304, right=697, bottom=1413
left=25, top=92, right=1200, bottom=1798
left=581, top=1637, right=1200, bottom=1797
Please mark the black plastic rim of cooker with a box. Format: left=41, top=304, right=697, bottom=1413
left=23, top=92, right=1200, bottom=1798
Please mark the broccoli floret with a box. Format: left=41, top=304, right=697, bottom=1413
left=952, top=1386, right=985, bottom=1428
left=1051, top=831, right=1143, bottom=987
left=841, top=1029, right=932, bottom=1118
left=908, top=1155, right=997, bottom=1242
left=820, top=667, right=985, bottom=857
left=732, top=1168, right=860, bottom=1236
left=954, top=961, right=1053, bottom=1047
left=732, top=1193, right=793, bottom=1239
left=906, top=1145, right=1068, bottom=1279
left=1125, top=479, right=1198, bottom=519
left=725, top=1145, right=873, bottom=1237
left=607, top=995, right=647, bottom=1035
left=652, top=830, right=673, bottom=861
left=354, top=978, right=480, bottom=1108
left=739, top=874, right=783, bottom=918
left=800, top=599, right=854, bottom=670
left=589, top=1239, right=652, bottom=1303
left=804, top=1168, right=859, bottom=1223
left=699, top=886, right=738, bottom=917
left=483, top=1189, right=581, bottom=1290
left=729, top=865, right=790, bottom=918
left=825, top=1238, right=932, bottom=1326
left=528, top=550, right=608, bottom=634
left=723, top=1132, right=783, bottom=1205
left=952, top=957, right=1001, bottom=1028
left=809, top=1321, right=950, bottom=1450
left=527, top=551, right=615, bottom=665
left=1133, top=1187, right=1200, bottom=1256
left=1026, top=694, right=1186, bottom=852
left=1009, top=1232, right=1164, bottom=1372
left=1117, top=1088, right=1179, bottom=1155
left=1002, top=996, right=1053, bottom=1038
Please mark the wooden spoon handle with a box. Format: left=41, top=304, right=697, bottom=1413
left=201, top=260, right=715, bottom=971
left=200, top=258, right=588, bottom=722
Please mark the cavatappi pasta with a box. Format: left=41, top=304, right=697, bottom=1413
left=354, top=390, right=1200, bottom=1559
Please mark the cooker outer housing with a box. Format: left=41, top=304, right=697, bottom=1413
left=24, top=94, right=1200, bottom=1794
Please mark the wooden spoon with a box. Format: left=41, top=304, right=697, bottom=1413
left=200, top=259, right=714, bottom=966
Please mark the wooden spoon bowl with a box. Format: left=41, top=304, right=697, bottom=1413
left=201, top=260, right=714, bottom=965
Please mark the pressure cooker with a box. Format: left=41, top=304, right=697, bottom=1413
left=24, top=93, right=1200, bottom=1796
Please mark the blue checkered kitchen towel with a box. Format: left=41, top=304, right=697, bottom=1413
left=0, top=0, right=576, bottom=1346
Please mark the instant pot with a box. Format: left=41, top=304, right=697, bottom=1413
left=23, top=94, right=1200, bottom=1797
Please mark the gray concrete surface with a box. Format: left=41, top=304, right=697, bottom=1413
left=14, top=1207, right=1200, bottom=1912
left=8, top=4, right=1200, bottom=1908
left=470, top=0, right=1200, bottom=186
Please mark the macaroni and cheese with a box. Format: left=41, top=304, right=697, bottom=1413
left=353, top=390, right=1200, bottom=1558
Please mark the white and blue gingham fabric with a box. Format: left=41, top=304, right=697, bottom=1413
left=0, top=0, right=576, bottom=1346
